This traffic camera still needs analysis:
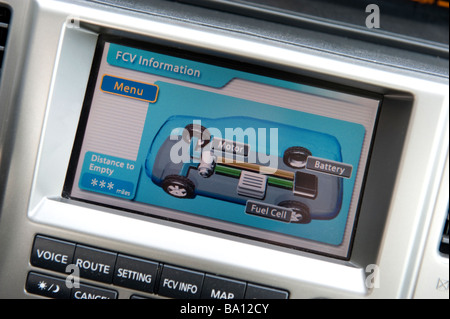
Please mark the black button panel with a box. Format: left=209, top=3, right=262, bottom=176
left=27, top=235, right=289, bottom=299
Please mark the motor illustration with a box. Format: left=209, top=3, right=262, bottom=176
left=145, top=116, right=344, bottom=224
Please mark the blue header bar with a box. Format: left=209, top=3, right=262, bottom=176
left=106, top=43, right=352, bottom=101
left=107, top=43, right=238, bottom=88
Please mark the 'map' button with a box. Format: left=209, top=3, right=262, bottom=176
left=100, top=74, right=159, bottom=103
left=201, top=274, right=246, bottom=299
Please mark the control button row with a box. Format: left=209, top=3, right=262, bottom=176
left=30, top=235, right=159, bottom=293
left=29, top=235, right=288, bottom=299
left=26, top=272, right=117, bottom=299
left=156, top=265, right=286, bottom=299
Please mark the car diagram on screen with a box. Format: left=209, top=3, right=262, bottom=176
left=145, top=116, right=349, bottom=224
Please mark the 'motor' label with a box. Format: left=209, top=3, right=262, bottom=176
left=211, top=138, right=249, bottom=157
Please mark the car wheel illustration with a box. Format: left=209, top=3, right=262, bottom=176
left=182, top=123, right=211, bottom=147
left=283, top=146, right=312, bottom=169
left=162, top=175, right=196, bottom=198
left=278, top=200, right=312, bottom=224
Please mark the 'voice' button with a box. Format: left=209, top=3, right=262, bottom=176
left=30, top=235, right=76, bottom=273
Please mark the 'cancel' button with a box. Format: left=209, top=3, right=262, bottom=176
left=72, top=283, right=118, bottom=299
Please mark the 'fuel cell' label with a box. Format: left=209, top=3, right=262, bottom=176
left=245, top=201, right=292, bottom=223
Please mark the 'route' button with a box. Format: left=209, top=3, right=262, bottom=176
left=73, top=244, right=117, bottom=284
left=30, top=235, right=76, bottom=273
left=158, top=265, right=204, bottom=299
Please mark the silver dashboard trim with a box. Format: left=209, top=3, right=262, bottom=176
left=0, top=0, right=448, bottom=298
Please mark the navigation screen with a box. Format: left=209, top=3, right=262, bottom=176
left=65, top=38, right=381, bottom=258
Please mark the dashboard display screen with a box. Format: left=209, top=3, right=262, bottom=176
left=64, top=38, right=381, bottom=258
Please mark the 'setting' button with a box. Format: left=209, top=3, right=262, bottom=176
left=113, top=254, right=159, bottom=293
left=30, top=235, right=76, bottom=273
left=73, top=244, right=117, bottom=283
left=158, top=265, right=204, bottom=299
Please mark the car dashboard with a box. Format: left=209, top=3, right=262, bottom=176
left=0, top=0, right=448, bottom=300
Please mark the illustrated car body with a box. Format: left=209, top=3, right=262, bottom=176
left=145, top=116, right=343, bottom=223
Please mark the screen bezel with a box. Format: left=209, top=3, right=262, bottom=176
left=62, top=34, right=383, bottom=260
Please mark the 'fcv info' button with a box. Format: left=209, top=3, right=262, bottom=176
left=100, top=74, right=159, bottom=103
